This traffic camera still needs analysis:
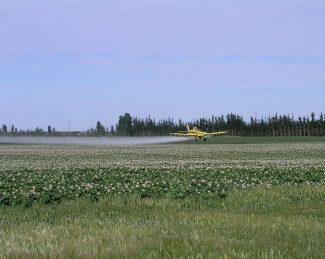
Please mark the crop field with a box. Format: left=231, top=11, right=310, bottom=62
left=1, top=141, right=325, bottom=205
left=1, top=138, right=325, bottom=258
left=180, top=136, right=325, bottom=144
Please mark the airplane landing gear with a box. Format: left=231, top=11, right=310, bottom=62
left=204, top=138, right=207, bottom=142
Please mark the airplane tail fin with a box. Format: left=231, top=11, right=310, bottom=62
left=186, top=124, right=190, bottom=132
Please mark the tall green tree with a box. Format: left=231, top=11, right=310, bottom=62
left=116, top=113, right=133, bottom=136
left=96, top=121, right=106, bottom=136
left=48, top=125, right=52, bottom=135
left=2, top=124, right=7, bottom=133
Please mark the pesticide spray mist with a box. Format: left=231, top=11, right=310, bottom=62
left=0, top=136, right=188, bottom=145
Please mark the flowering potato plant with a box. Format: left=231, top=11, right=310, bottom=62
left=1, top=143, right=325, bottom=206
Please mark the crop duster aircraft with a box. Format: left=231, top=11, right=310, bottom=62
left=171, top=124, right=227, bottom=141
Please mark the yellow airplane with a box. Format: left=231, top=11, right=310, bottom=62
left=171, top=124, right=227, bottom=141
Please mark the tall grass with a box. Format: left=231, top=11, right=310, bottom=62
left=1, top=185, right=324, bottom=258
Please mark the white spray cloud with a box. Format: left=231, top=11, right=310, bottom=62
left=0, top=136, right=188, bottom=145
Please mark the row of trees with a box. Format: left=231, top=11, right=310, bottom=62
left=1, top=112, right=325, bottom=137
left=0, top=124, right=57, bottom=136
left=113, top=112, right=325, bottom=137
left=0, top=122, right=109, bottom=137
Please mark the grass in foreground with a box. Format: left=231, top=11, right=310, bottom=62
left=1, top=185, right=325, bottom=258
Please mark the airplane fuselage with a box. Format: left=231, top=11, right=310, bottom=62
left=170, top=125, right=227, bottom=141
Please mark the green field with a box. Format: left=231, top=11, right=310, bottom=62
left=180, top=136, right=325, bottom=144
left=1, top=137, right=325, bottom=258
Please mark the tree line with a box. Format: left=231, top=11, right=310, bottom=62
left=113, top=112, right=325, bottom=137
left=1, top=112, right=325, bottom=137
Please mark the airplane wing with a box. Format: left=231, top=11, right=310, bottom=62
left=207, top=131, right=227, bottom=135
left=170, top=132, right=200, bottom=137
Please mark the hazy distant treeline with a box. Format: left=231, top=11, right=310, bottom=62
left=1, top=112, right=325, bottom=137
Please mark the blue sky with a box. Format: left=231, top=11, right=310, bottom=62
left=1, top=0, right=324, bottom=130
